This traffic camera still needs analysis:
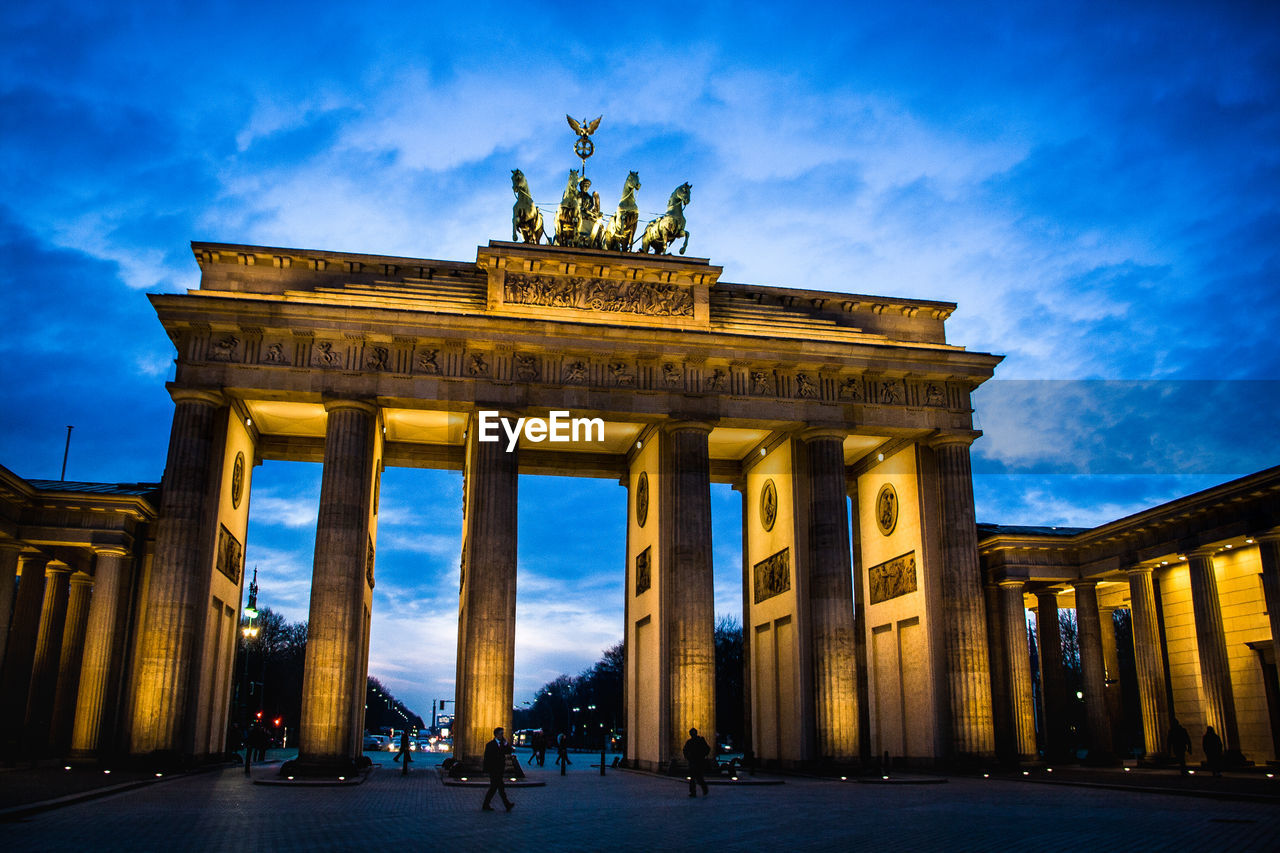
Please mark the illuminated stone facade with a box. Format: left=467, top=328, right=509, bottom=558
left=979, top=468, right=1280, bottom=765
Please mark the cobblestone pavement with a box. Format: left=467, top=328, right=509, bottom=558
left=2, top=756, right=1279, bottom=852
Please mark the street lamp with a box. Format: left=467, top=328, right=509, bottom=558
left=241, top=568, right=259, bottom=776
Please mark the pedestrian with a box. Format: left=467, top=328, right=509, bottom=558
left=481, top=727, right=516, bottom=812
left=533, top=729, right=547, bottom=767
left=1202, top=725, right=1224, bottom=777
left=555, top=733, right=571, bottom=776
left=393, top=729, right=413, bottom=776
left=683, top=727, right=710, bottom=798
left=250, top=723, right=270, bottom=762
left=1167, top=718, right=1192, bottom=775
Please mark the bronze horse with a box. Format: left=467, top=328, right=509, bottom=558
left=640, top=182, right=691, bottom=255
left=554, top=169, right=581, bottom=247
left=510, top=169, right=545, bottom=244
left=593, top=171, right=641, bottom=252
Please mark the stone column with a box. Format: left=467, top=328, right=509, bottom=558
left=848, top=485, right=871, bottom=765
left=130, top=387, right=225, bottom=756
left=803, top=429, right=858, bottom=761
left=662, top=421, right=715, bottom=759
left=72, top=547, right=130, bottom=758
left=1074, top=580, right=1113, bottom=760
left=298, top=400, right=379, bottom=771
left=0, top=553, right=50, bottom=754
left=453, top=410, right=518, bottom=767
left=1126, top=566, right=1169, bottom=759
left=1035, top=590, right=1067, bottom=760
left=1186, top=548, right=1242, bottom=753
left=1000, top=581, right=1037, bottom=762
left=0, top=543, right=22, bottom=667
left=1257, top=533, right=1280, bottom=698
left=1098, top=605, right=1124, bottom=752
left=984, top=582, right=1013, bottom=762
left=49, top=572, right=93, bottom=754
left=930, top=436, right=995, bottom=758
left=25, top=561, right=73, bottom=751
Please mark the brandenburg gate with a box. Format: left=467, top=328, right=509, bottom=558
left=123, top=228, right=1003, bottom=773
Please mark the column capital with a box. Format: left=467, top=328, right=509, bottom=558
left=91, top=544, right=131, bottom=558
left=69, top=571, right=94, bottom=589
left=928, top=430, right=982, bottom=450
left=45, top=560, right=73, bottom=577
left=662, top=419, right=715, bottom=436
left=1125, top=564, right=1155, bottom=577
left=1035, top=588, right=1060, bottom=603
left=322, top=398, right=378, bottom=416
left=1185, top=546, right=1219, bottom=560
left=1073, top=578, right=1099, bottom=591
left=799, top=425, right=848, bottom=443
left=166, top=384, right=225, bottom=407
left=997, top=578, right=1026, bottom=591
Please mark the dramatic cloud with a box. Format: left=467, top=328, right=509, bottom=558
left=3, top=0, right=1277, bottom=717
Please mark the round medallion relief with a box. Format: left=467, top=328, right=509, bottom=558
left=636, top=472, right=649, bottom=528
left=760, top=479, right=778, bottom=532
left=875, top=483, right=898, bottom=536
left=231, top=451, right=246, bottom=510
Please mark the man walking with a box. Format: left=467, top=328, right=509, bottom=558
left=481, top=727, right=516, bottom=812
left=1167, top=718, right=1192, bottom=776
left=683, top=727, right=711, bottom=798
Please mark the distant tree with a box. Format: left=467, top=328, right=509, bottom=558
left=714, top=615, right=744, bottom=748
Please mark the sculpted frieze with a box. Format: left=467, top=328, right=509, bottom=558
left=416, top=349, right=442, bottom=375
left=262, top=342, right=288, bottom=364
left=209, top=335, right=240, bottom=362
left=312, top=341, right=344, bottom=368
left=514, top=355, right=541, bottom=381
left=795, top=373, right=818, bottom=399
left=753, top=547, right=791, bottom=604
left=366, top=346, right=390, bottom=371
left=503, top=272, right=694, bottom=317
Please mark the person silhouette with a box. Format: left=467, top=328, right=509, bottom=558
left=481, top=727, right=515, bottom=812
left=1202, top=725, right=1224, bottom=777
left=682, top=727, right=711, bottom=798
left=555, top=733, right=571, bottom=776
left=1167, top=718, right=1192, bottom=776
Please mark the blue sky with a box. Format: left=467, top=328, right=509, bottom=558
left=2, top=1, right=1277, bottom=718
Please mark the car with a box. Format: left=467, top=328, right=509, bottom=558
left=362, top=734, right=391, bottom=752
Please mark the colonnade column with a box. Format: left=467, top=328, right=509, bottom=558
left=297, top=400, right=380, bottom=771
left=1074, top=580, right=1113, bottom=760
left=1000, top=581, right=1037, bottom=762
left=454, top=410, right=518, bottom=767
left=0, top=553, right=50, bottom=755
left=0, top=543, right=21, bottom=666
left=1126, top=566, right=1169, bottom=759
left=662, top=421, right=715, bottom=759
left=1256, top=533, right=1280, bottom=700
left=803, top=429, right=858, bottom=761
left=930, top=435, right=995, bottom=758
left=130, top=387, right=225, bottom=756
left=71, top=547, right=130, bottom=758
left=1035, top=590, right=1067, bottom=760
left=985, top=582, right=1013, bottom=762
left=1186, top=548, right=1242, bottom=755
left=50, top=572, right=93, bottom=753
left=25, top=561, right=73, bottom=750
left=1098, top=605, right=1124, bottom=751
left=848, top=484, right=871, bottom=765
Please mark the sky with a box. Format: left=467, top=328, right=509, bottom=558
left=1, top=1, right=1277, bottom=720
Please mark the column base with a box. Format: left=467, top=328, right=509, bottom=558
left=280, top=755, right=372, bottom=779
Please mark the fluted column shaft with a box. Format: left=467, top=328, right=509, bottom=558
left=1074, top=580, right=1112, bottom=757
left=804, top=431, right=858, bottom=760
left=1257, top=534, right=1280, bottom=708
left=663, top=422, right=715, bottom=760
left=0, top=554, right=50, bottom=752
left=932, top=437, right=995, bottom=757
left=848, top=485, right=871, bottom=764
left=299, top=401, right=379, bottom=767
left=49, top=573, right=93, bottom=753
left=1098, top=605, right=1123, bottom=749
left=1126, top=566, right=1169, bottom=758
left=1186, top=549, right=1240, bottom=751
left=72, top=548, right=130, bottom=757
left=1035, top=591, right=1067, bottom=759
left=1000, top=581, right=1037, bottom=761
left=130, top=389, right=224, bottom=755
left=985, top=582, right=1012, bottom=761
left=0, top=544, right=21, bottom=667
left=26, top=563, right=73, bottom=749
left=453, top=411, right=519, bottom=767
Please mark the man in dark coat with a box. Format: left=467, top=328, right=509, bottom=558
left=683, top=727, right=711, bottom=798
left=1202, top=725, right=1224, bottom=777
left=481, top=727, right=515, bottom=812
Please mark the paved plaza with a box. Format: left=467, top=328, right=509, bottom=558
left=3, top=754, right=1279, bottom=851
